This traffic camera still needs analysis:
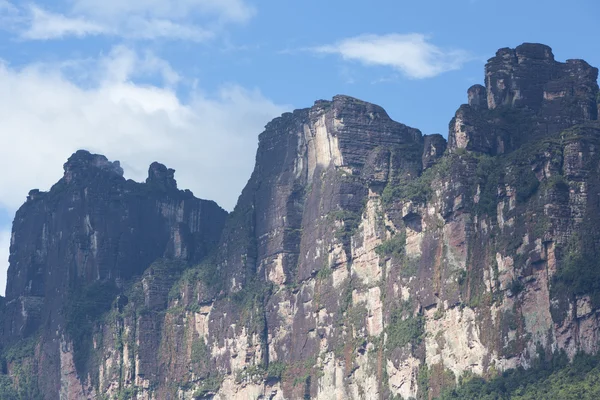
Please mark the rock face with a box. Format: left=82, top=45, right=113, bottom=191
left=1, top=150, right=227, bottom=398
left=1, top=43, right=600, bottom=400
left=448, top=43, right=599, bottom=155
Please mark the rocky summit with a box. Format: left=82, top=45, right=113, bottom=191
left=1, top=43, right=600, bottom=399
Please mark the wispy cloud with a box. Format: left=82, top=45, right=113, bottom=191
left=22, top=5, right=107, bottom=39
left=122, top=17, right=214, bottom=41
left=0, top=0, right=16, bottom=13
left=2, top=0, right=255, bottom=41
left=71, top=0, right=255, bottom=24
left=312, top=33, right=471, bottom=79
left=0, top=0, right=23, bottom=29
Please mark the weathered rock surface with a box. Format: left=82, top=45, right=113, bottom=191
left=1, top=150, right=227, bottom=397
left=449, top=43, right=599, bottom=155
left=2, top=43, right=600, bottom=400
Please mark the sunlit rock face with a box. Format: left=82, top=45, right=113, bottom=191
left=2, top=43, right=600, bottom=400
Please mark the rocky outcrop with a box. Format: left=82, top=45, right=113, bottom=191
left=449, top=43, right=599, bottom=154
left=2, top=43, right=600, bottom=400
left=422, top=134, right=447, bottom=169
left=485, top=44, right=597, bottom=118
left=1, top=150, right=227, bottom=397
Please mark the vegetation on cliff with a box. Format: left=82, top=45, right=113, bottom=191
left=439, top=352, right=600, bottom=400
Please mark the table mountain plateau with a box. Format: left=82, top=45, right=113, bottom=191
left=1, top=43, right=600, bottom=400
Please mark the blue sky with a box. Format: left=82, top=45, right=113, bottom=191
left=0, top=0, right=598, bottom=294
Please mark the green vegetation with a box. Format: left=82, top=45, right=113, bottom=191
left=550, top=213, right=600, bottom=320
left=168, top=259, right=216, bottom=302
left=192, top=375, right=223, bottom=399
left=191, top=338, right=209, bottom=366
left=375, top=230, right=419, bottom=277
left=233, top=361, right=287, bottom=384
left=316, top=264, right=332, bottom=280
left=266, top=361, right=287, bottom=380
left=512, top=166, right=539, bottom=204
left=433, top=308, right=445, bottom=320
left=230, top=278, right=271, bottom=340
left=508, top=279, right=524, bottom=296
left=387, top=313, right=423, bottom=350
left=474, top=145, right=540, bottom=213
left=474, top=154, right=502, bottom=216
left=63, top=280, right=119, bottom=377
left=3, top=336, right=37, bottom=363
left=382, top=175, right=434, bottom=205
left=375, top=231, right=407, bottom=258
left=382, top=162, right=438, bottom=206
left=386, top=304, right=424, bottom=351
left=0, top=375, right=19, bottom=400
left=401, top=257, right=421, bottom=278
left=339, top=281, right=353, bottom=315
left=329, top=209, right=362, bottom=243
left=0, top=336, right=42, bottom=399
left=379, top=126, right=553, bottom=220
left=416, top=366, right=431, bottom=400
left=439, top=352, right=600, bottom=400
left=457, top=269, right=467, bottom=286
left=381, top=142, right=438, bottom=205
left=546, top=174, right=569, bottom=192
left=348, top=304, right=368, bottom=327
left=235, top=364, right=266, bottom=384
left=117, top=387, right=138, bottom=400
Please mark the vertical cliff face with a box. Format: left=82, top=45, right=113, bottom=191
left=1, top=43, right=600, bottom=400
left=200, top=95, right=425, bottom=399
left=216, top=95, right=423, bottom=291
left=0, top=150, right=227, bottom=398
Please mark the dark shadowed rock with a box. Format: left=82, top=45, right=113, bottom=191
left=146, top=162, right=178, bottom=191
left=1, top=151, right=227, bottom=397
left=486, top=43, right=555, bottom=110
left=449, top=43, right=599, bottom=154
left=422, top=134, right=447, bottom=169
left=467, top=84, right=488, bottom=110
left=63, top=149, right=124, bottom=183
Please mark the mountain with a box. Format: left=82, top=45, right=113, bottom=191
left=1, top=43, right=599, bottom=400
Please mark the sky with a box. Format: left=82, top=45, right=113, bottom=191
left=0, top=0, right=598, bottom=295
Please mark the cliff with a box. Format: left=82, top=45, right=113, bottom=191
left=0, top=151, right=227, bottom=398
left=1, top=43, right=599, bottom=400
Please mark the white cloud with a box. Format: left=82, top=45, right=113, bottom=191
left=98, top=46, right=182, bottom=85
left=0, top=46, right=286, bottom=295
left=313, top=33, right=470, bottom=79
left=0, top=229, right=9, bottom=296
left=22, top=5, right=107, bottom=39
left=0, top=46, right=285, bottom=211
left=3, top=0, right=254, bottom=40
left=72, top=0, right=255, bottom=23
left=122, top=17, right=214, bottom=41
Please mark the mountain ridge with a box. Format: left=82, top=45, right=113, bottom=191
left=1, top=42, right=600, bottom=399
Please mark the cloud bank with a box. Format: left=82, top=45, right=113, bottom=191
left=0, top=47, right=285, bottom=212
left=2, top=0, right=255, bottom=41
